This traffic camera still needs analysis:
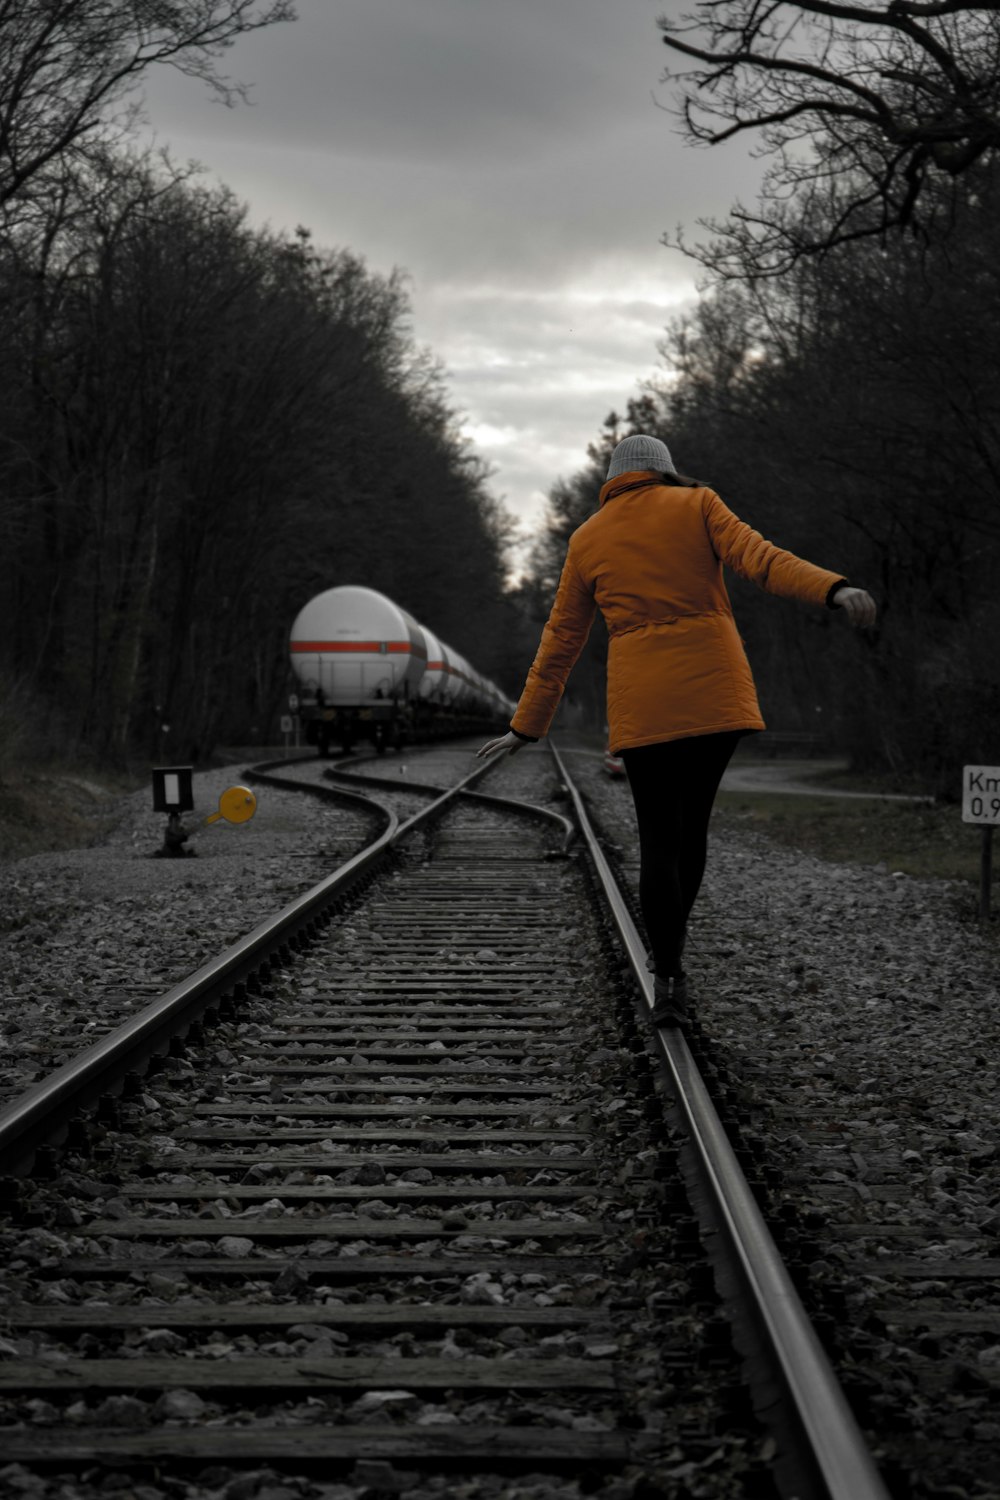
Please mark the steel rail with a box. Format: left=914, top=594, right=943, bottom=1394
left=324, top=761, right=576, bottom=850
left=0, top=750, right=504, bottom=1178
left=548, top=739, right=891, bottom=1500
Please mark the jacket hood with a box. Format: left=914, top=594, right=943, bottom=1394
left=599, top=470, right=665, bottom=508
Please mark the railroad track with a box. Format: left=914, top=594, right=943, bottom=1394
left=581, top=759, right=1000, bottom=1500
left=0, top=740, right=888, bottom=1499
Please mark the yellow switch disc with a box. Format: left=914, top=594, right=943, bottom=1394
left=204, top=786, right=257, bottom=825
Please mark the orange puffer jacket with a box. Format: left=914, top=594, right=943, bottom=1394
left=511, top=471, right=846, bottom=753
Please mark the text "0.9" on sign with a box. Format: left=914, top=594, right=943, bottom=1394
left=962, top=766, right=1000, bottom=825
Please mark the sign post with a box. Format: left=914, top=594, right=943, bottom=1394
left=962, top=765, right=1000, bottom=924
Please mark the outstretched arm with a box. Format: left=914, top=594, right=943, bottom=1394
left=477, top=548, right=597, bottom=757
left=705, top=491, right=876, bottom=624
left=509, top=550, right=597, bottom=740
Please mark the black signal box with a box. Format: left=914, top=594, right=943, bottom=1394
left=152, top=766, right=194, bottom=813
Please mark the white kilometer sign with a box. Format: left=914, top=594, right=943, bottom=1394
left=962, top=765, right=1000, bottom=825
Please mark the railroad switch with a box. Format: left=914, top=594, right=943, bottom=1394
left=158, top=811, right=192, bottom=856
left=151, top=765, right=195, bottom=858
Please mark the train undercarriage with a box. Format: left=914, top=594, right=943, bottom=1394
left=300, top=700, right=504, bottom=756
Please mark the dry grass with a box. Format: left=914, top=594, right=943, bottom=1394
left=0, top=766, right=137, bottom=861
left=714, top=788, right=988, bottom=886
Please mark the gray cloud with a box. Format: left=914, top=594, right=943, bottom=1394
left=141, top=0, right=762, bottom=549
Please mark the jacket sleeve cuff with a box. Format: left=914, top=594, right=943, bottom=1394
left=510, top=726, right=539, bottom=743
left=826, top=579, right=850, bottom=609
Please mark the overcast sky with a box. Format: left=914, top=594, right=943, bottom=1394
left=142, top=0, right=760, bottom=558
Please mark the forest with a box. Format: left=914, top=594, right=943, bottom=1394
left=0, top=3, right=529, bottom=765
left=0, top=1, right=998, bottom=797
left=0, top=157, right=526, bottom=761
left=523, top=2, right=1000, bottom=797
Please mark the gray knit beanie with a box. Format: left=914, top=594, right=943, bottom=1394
left=606, top=433, right=674, bottom=481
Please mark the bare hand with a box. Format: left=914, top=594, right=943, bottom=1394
left=476, top=730, right=526, bottom=759
left=833, top=586, right=877, bottom=628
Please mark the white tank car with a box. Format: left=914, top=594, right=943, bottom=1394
left=436, top=641, right=464, bottom=704
left=288, top=585, right=509, bottom=754
left=289, top=586, right=426, bottom=704
left=416, top=624, right=448, bottom=702
left=472, top=671, right=489, bottom=714
left=448, top=650, right=474, bottom=708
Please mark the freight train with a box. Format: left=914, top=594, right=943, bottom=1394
left=289, top=585, right=516, bottom=755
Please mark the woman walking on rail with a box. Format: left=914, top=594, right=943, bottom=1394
left=478, top=433, right=876, bottom=1027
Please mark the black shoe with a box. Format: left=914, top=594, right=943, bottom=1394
left=646, top=925, right=687, bottom=979
left=650, top=973, right=688, bottom=1027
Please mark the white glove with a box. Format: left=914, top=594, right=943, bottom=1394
left=476, top=730, right=527, bottom=759
left=833, top=587, right=877, bottom=628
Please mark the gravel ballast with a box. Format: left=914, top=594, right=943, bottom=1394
left=572, top=742, right=1000, bottom=1497
left=0, top=756, right=381, bottom=1108
left=4, top=735, right=997, bottom=1201
left=2, top=735, right=999, bottom=1496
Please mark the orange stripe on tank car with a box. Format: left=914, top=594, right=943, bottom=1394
left=290, top=641, right=415, bottom=654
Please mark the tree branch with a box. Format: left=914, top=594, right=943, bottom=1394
left=0, top=1, right=295, bottom=209
left=656, top=0, right=1000, bottom=273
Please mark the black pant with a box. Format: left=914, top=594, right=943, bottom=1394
left=620, top=731, right=743, bottom=980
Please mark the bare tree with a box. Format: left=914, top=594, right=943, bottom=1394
left=0, top=0, right=295, bottom=213
left=0, top=145, right=520, bottom=759
left=658, top=1, right=1000, bottom=273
